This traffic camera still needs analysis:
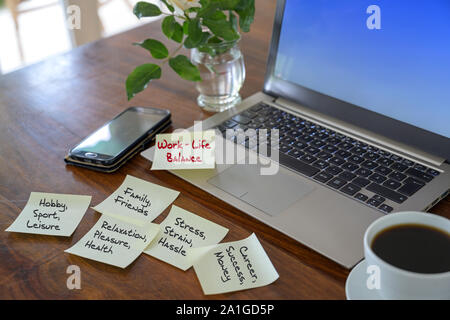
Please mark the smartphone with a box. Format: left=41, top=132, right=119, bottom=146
left=68, top=107, right=171, bottom=166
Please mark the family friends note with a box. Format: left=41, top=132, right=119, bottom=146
left=151, top=130, right=215, bottom=170
left=188, top=233, right=279, bottom=295
left=92, top=175, right=179, bottom=225
left=143, top=205, right=228, bottom=271
left=5, top=192, right=91, bottom=237
left=65, top=214, right=160, bottom=268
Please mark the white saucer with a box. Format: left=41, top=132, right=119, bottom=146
left=345, top=259, right=383, bottom=300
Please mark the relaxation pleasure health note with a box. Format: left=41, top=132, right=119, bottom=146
left=65, top=215, right=160, bottom=268
left=92, top=175, right=180, bottom=225
left=5, top=192, right=91, bottom=237
left=151, top=130, right=216, bottom=170
left=143, top=205, right=228, bottom=271
left=188, top=234, right=279, bottom=295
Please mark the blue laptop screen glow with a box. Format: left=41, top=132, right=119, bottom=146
left=274, top=0, right=450, bottom=138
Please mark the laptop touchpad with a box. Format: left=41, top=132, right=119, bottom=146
left=207, top=164, right=315, bottom=216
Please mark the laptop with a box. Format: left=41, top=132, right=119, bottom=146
left=142, top=0, right=450, bottom=268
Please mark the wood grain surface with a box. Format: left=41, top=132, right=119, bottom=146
left=0, top=0, right=448, bottom=299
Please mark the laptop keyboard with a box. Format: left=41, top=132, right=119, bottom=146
left=214, top=102, right=440, bottom=214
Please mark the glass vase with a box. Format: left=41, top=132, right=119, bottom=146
left=191, top=40, right=246, bottom=112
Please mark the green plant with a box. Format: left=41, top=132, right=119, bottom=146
left=125, top=0, right=255, bottom=100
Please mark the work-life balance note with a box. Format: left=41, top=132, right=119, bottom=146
left=92, top=175, right=180, bottom=225
left=188, top=234, right=279, bottom=295
left=151, top=130, right=215, bottom=170
left=143, top=205, right=228, bottom=271
left=5, top=192, right=91, bottom=237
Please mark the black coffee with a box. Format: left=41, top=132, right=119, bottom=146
left=371, top=224, right=450, bottom=274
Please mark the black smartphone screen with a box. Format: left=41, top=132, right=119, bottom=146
left=70, top=107, right=169, bottom=163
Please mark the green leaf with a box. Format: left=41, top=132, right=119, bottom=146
left=183, top=19, right=203, bottom=49
left=160, top=0, right=174, bottom=12
left=229, top=11, right=238, bottom=32
left=198, top=0, right=240, bottom=17
left=133, top=39, right=168, bottom=59
left=162, top=16, right=184, bottom=43
left=183, top=20, right=189, bottom=35
left=133, top=1, right=162, bottom=19
left=169, top=55, right=202, bottom=81
left=126, top=64, right=161, bottom=100
left=235, top=0, right=254, bottom=32
left=203, top=15, right=240, bottom=41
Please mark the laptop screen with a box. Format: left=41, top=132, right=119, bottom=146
left=274, top=0, right=450, bottom=139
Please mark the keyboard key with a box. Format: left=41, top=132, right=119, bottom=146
left=369, top=173, right=387, bottom=183
left=405, top=168, right=434, bottom=183
left=391, top=162, right=408, bottom=172
left=397, top=177, right=425, bottom=196
left=378, top=150, right=391, bottom=157
left=325, top=166, right=343, bottom=175
left=426, top=168, right=440, bottom=176
left=389, top=171, right=407, bottom=182
left=413, top=164, right=427, bottom=171
left=293, top=141, right=307, bottom=150
left=402, top=159, right=414, bottom=166
left=249, top=104, right=264, bottom=112
left=304, top=146, right=320, bottom=155
left=339, top=171, right=357, bottom=181
left=383, top=179, right=401, bottom=190
left=279, top=145, right=292, bottom=154
left=355, top=168, right=372, bottom=177
left=375, top=166, right=392, bottom=175
left=361, top=160, right=378, bottom=170
left=354, top=193, right=369, bottom=202
left=278, top=153, right=320, bottom=177
left=232, top=114, right=251, bottom=125
left=366, top=183, right=408, bottom=203
left=349, top=146, right=367, bottom=155
left=367, top=198, right=383, bottom=208
left=353, top=177, right=370, bottom=187
left=341, top=183, right=361, bottom=196
left=337, top=142, right=353, bottom=150
left=287, top=149, right=304, bottom=159
left=287, top=129, right=302, bottom=138
left=335, top=150, right=352, bottom=158
left=379, top=204, right=393, bottom=213
left=372, top=195, right=386, bottom=203
left=348, top=155, right=365, bottom=164
left=223, top=119, right=238, bottom=128
left=377, top=157, right=394, bottom=167
left=364, top=152, right=380, bottom=160
left=300, top=154, right=317, bottom=164
left=312, top=160, right=329, bottom=169
left=390, top=154, right=403, bottom=161
left=310, top=139, right=326, bottom=148
left=316, top=151, right=332, bottom=160
left=241, top=110, right=257, bottom=119
left=327, top=177, right=347, bottom=189
left=297, top=134, right=314, bottom=143
left=326, top=137, right=341, bottom=145
left=323, top=144, right=338, bottom=153
left=341, top=162, right=359, bottom=172
left=329, top=157, right=346, bottom=166
left=314, top=171, right=334, bottom=183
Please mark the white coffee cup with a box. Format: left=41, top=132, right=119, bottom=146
left=364, top=211, right=450, bottom=300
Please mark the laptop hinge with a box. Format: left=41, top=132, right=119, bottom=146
left=274, top=97, right=445, bottom=168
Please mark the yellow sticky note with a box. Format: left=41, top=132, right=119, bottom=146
left=5, top=192, right=91, bottom=237
left=188, top=233, right=279, bottom=295
left=92, top=175, right=179, bottom=225
left=143, top=205, right=228, bottom=271
left=65, top=215, right=160, bottom=269
left=151, top=130, right=215, bottom=170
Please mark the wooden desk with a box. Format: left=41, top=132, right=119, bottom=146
left=1, top=0, right=448, bottom=299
